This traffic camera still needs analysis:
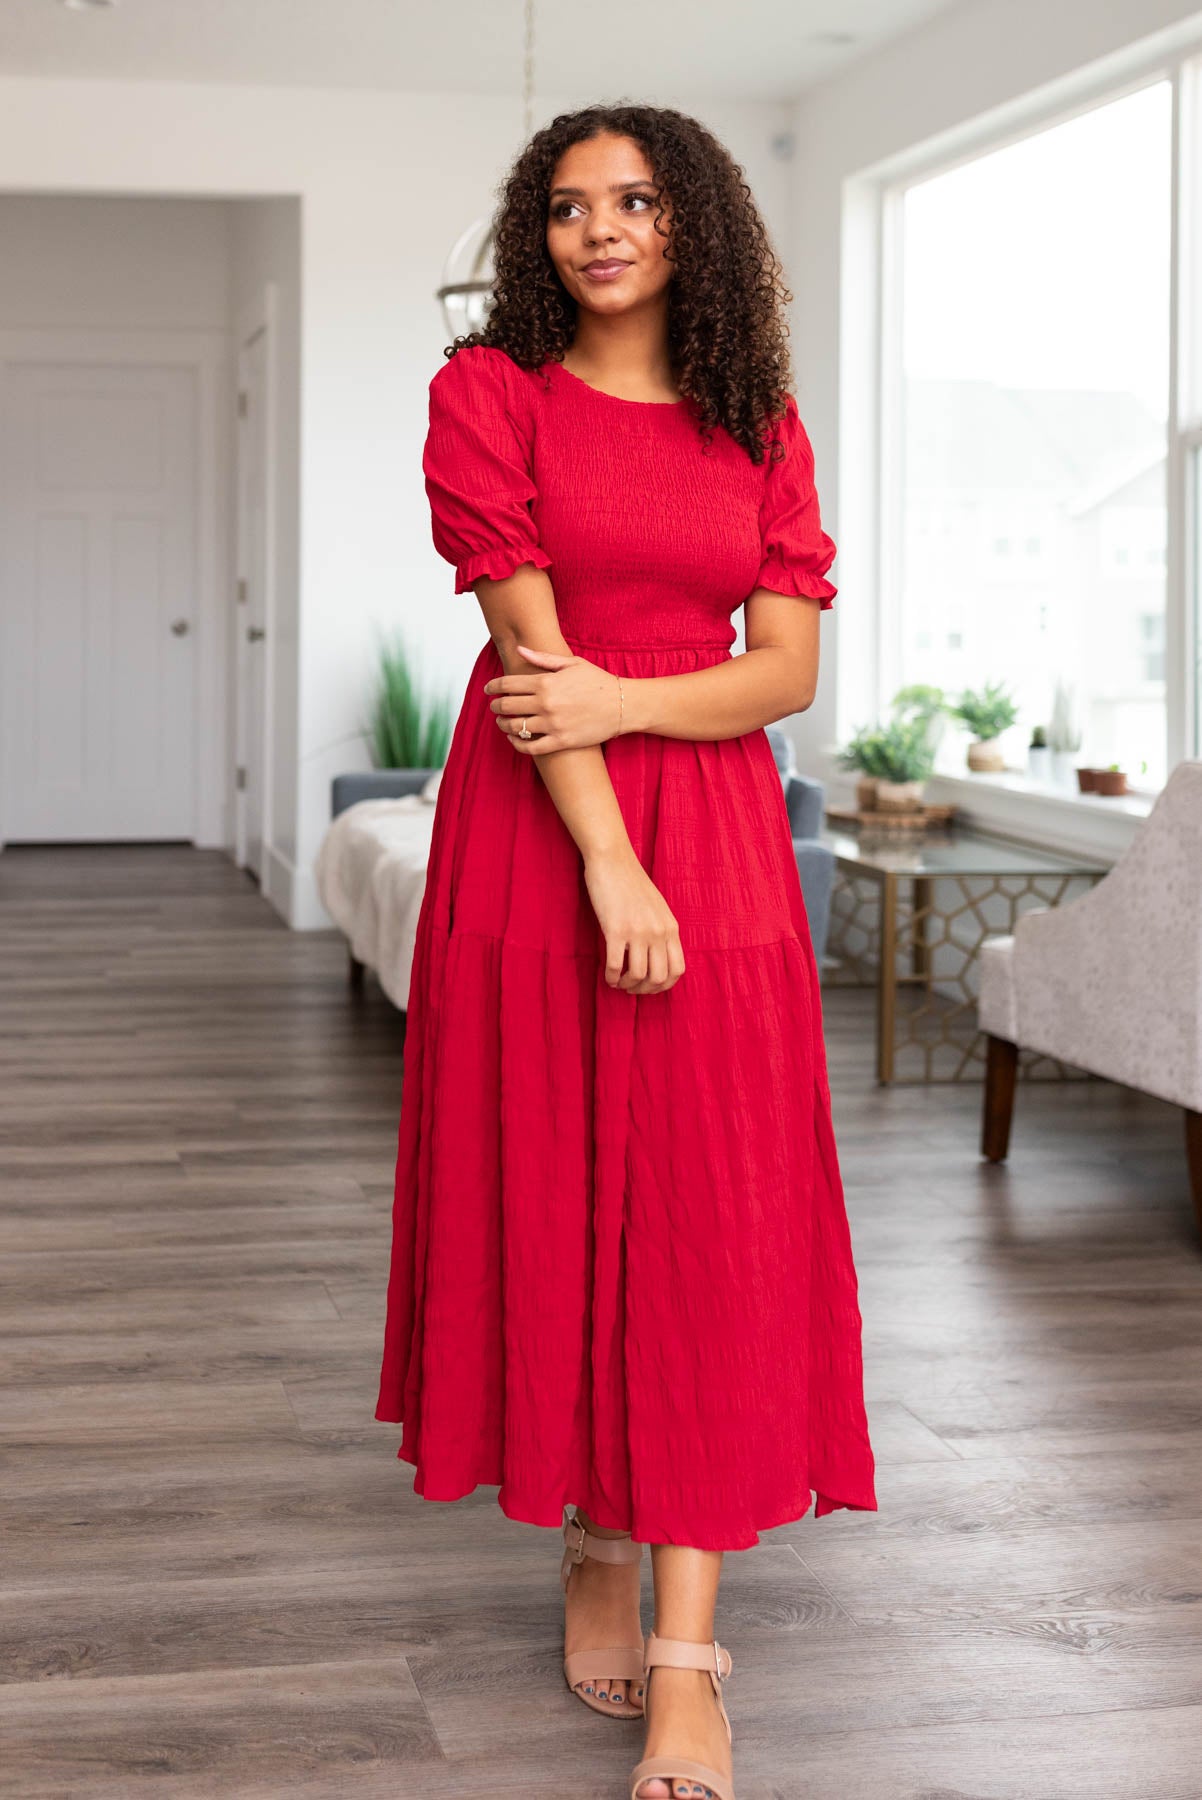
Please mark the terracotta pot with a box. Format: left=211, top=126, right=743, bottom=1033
left=855, top=775, right=880, bottom=811
left=1076, top=766, right=1098, bottom=792
left=1094, top=768, right=1128, bottom=796
left=967, top=739, right=1006, bottom=772
left=875, top=777, right=926, bottom=813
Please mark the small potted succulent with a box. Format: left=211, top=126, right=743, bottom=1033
left=948, top=680, right=1019, bottom=773
left=1027, top=724, right=1050, bottom=783
left=1094, top=762, right=1129, bottom=796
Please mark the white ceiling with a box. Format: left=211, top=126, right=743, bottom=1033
left=0, top=0, right=962, bottom=101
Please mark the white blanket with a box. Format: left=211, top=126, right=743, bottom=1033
left=314, top=797, right=437, bottom=1010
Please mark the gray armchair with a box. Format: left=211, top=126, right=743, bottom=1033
left=764, top=723, right=834, bottom=966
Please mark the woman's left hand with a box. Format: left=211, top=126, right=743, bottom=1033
left=483, top=645, right=624, bottom=753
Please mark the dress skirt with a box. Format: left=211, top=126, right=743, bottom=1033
left=374, top=631, right=878, bottom=1552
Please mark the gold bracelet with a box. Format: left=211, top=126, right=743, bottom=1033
left=614, top=673, right=624, bottom=737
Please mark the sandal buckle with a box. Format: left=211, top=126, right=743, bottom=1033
left=563, top=1515, right=587, bottom=1564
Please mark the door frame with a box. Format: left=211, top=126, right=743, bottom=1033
left=232, top=282, right=279, bottom=875
left=0, top=325, right=230, bottom=850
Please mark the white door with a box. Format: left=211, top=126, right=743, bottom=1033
left=0, top=361, right=198, bottom=841
left=234, top=326, right=270, bottom=878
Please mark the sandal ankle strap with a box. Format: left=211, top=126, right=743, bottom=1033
left=642, top=1632, right=732, bottom=1683
left=561, top=1513, right=643, bottom=1588
left=562, top=1513, right=644, bottom=1566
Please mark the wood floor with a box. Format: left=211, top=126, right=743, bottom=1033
left=2, top=845, right=1200, bottom=1800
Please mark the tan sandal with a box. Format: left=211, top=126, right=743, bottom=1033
left=561, top=1509, right=646, bottom=1718
left=629, top=1632, right=735, bottom=1800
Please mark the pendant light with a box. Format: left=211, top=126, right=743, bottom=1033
left=436, top=0, right=536, bottom=339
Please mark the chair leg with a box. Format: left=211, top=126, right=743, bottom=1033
left=981, top=1034, right=1018, bottom=1163
left=348, top=950, right=366, bottom=993
left=1185, top=1110, right=1202, bottom=1239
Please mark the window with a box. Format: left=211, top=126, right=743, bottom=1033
left=891, top=82, right=1173, bottom=788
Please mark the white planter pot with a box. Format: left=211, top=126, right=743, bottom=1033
left=967, top=738, right=1006, bottom=773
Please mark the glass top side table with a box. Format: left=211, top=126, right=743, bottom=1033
left=821, top=822, right=1108, bottom=1084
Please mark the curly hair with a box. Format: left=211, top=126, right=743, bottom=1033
left=445, top=102, right=796, bottom=465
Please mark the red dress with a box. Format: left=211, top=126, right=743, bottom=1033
left=374, top=345, right=877, bottom=1550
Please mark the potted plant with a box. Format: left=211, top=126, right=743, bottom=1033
left=1027, top=725, right=1050, bottom=783
left=1094, top=762, right=1129, bottom=796
left=835, top=724, right=889, bottom=810
left=366, top=630, right=454, bottom=775
left=837, top=686, right=946, bottom=810
left=870, top=716, right=938, bottom=812
left=1048, top=678, right=1083, bottom=788
left=947, top=680, right=1019, bottom=772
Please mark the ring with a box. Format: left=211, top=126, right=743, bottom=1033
left=518, top=719, right=531, bottom=739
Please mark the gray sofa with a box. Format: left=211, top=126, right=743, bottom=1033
left=330, top=722, right=832, bottom=973
left=331, top=770, right=437, bottom=813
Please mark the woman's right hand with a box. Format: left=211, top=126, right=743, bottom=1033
left=582, top=845, right=686, bottom=995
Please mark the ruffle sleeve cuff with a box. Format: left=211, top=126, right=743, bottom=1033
left=452, top=545, right=553, bottom=596
left=753, top=559, right=838, bottom=607
left=422, top=345, right=551, bottom=596
left=754, top=394, right=838, bottom=609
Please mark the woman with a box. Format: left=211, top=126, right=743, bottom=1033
left=375, top=103, right=877, bottom=1800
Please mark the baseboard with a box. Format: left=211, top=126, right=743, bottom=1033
left=289, top=858, right=335, bottom=931
left=261, top=844, right=296, bottom=926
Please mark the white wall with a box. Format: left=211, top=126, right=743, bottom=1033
left=0, top=76, right=794, bottom=926
left=788, top=0, right=1202, bottom=778
left=0, top=194, right=229, bottom=327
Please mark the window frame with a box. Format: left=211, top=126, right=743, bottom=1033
left=832, top=36, right=1202, bottom=860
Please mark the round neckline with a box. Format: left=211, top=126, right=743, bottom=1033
left=549, top=359, right=689, bottom=409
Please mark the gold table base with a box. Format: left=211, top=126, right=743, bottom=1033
left=825, top=865, right=1102, bottom=1085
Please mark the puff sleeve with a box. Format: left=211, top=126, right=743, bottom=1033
left=754, top=394, right=838, bottom=607
left=421, top=345, right=553, bottom=595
